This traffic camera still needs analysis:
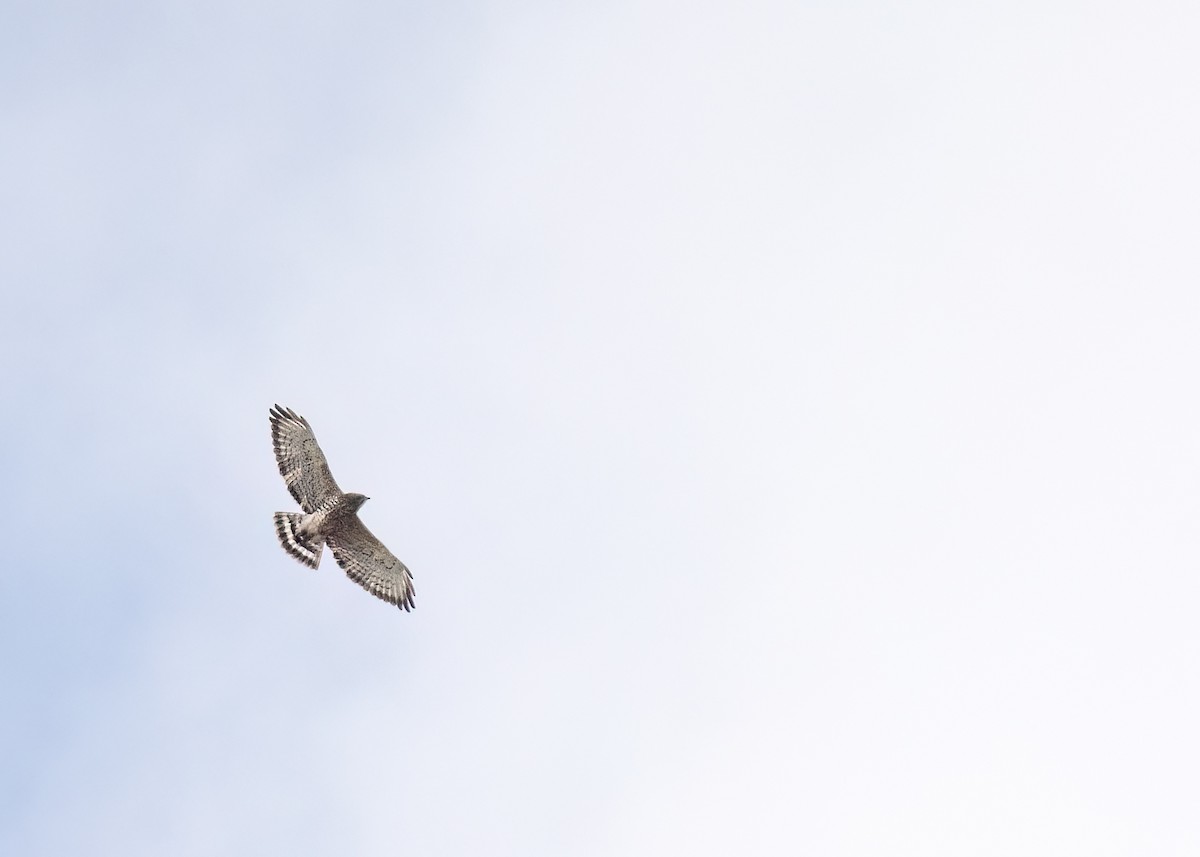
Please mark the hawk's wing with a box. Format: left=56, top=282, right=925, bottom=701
left=270, top=405, right=342, bottom=512
left=327, top=517, right=416, bottom=611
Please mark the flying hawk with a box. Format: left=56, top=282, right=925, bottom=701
left=270, top=405, right=415, bottom=611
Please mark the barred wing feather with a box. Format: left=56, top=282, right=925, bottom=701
left=327, top=517, right=416, bottom=611
left=270, top=404, right=342, bottom=513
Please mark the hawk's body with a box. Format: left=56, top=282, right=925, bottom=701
left=270, top=405, right=415, bottom=611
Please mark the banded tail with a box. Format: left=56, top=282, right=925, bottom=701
left=274, top=512, right=324, bottom=569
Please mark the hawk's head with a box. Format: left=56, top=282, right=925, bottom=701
left=344, top=492, right=370, bottom=512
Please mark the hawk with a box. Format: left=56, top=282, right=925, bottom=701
left=270, top=405, right=415, bottom=611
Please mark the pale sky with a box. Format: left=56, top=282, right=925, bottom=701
left=3, top=2, right=1199, bottom=855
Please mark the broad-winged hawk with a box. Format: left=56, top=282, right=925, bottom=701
left=270, top=405, right=415, bottom=611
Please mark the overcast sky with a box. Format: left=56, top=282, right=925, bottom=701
left=3, top=1, right=1199, bottom=854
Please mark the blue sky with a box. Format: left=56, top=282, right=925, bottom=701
left=3, top=1, right=1199, bottom=854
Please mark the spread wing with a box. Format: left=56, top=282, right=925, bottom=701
left=270, top=405, right=342, bottom=512
left=327, top=517, right=416, bottom=611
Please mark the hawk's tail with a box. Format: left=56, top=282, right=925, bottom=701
left=274, top=512, right=323, bottom=569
